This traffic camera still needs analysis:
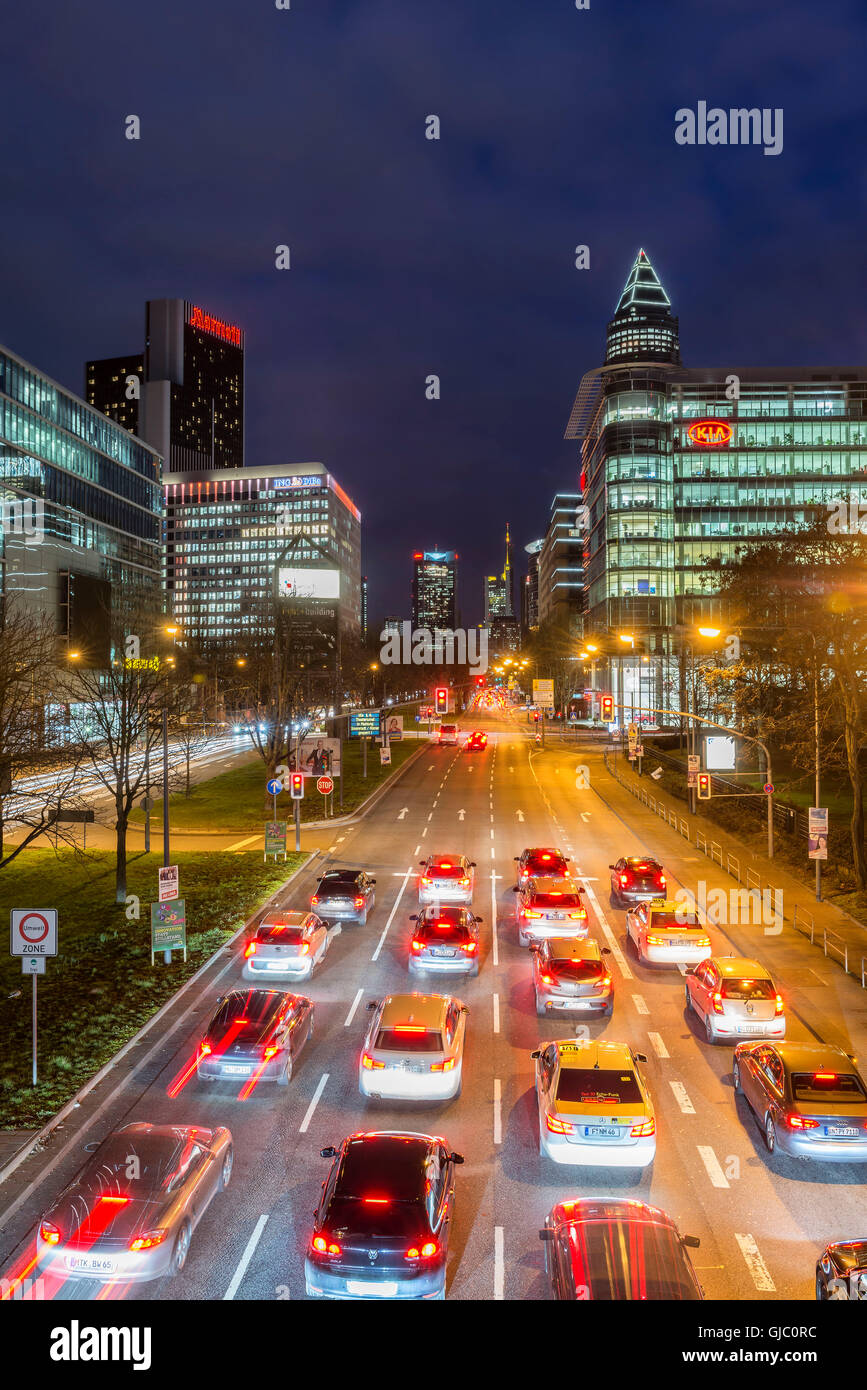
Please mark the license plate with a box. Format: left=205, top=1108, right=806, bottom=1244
left=268, top=960, right=290, bottom=969
left=224, top=1064, right=252, bottom=1075
left=583, top=1125, right=619, bottom=1138
left=431, top=947, right=455, bottom=957
left=66, top=1254, right=116, bottom=1274
left=391, top=1062, right=423, bottom=1073
left=548, top=912, right=564, bottom=921
left=825, top=1126, right=859, bottom=1137
left=737, top=1023, right=766, bottom=1033
left=346, top=1280, right=398, bottom=1297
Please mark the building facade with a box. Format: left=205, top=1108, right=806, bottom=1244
left=411, top=550, right=458, bottom=630
left=522, top=538, right=543, bottom=635
left=85, top=354, right=144, bottom=435
left=536, top=493, right=585, bottom=628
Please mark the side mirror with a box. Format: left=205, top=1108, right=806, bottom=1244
left=319, top=1146, right=337, bottom=1159
left=530, top=1049, right=541, bottom=1060
left=469, top=862, right=476, bottom=868
left=461, top=1005, right=469, bottom=1013
left=409, top=914, right=418, bottom=922
left=474, top=916, right=483, bottom=924
left=608, top=865, right=616, bottom=871
left=366, top=1000, right=378, bottom=1011
left=601, top=947, right=611, bottom=955
left=529, top=943, right=541, bottom=952
left=450, top=1152, right=465, bottom=1165
left=682, top=1235, right=701, bottom=1249
left=634, top=1052, right=648, bottom=1064
left=215, top=995, right=226, bottom=1006
left=419, top=861, right=426, bottom=867
left=511, top=886, right=519, bottom=893
left=539, top=1229, right=555, bottom=1242
left=370, top=878, right=376, bottom=885
left=513, top=856, right=519, bottom=861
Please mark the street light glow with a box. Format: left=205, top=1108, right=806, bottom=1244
left=698, top=626, right=721, bottom=638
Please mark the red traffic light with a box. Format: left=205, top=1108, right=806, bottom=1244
left=435, top=687, right=449, bottom=714
left=697, top=772, right=711, bottom=800
left=289, top=772, right=304, bottom=799
left=600, top=695, right=614, bottom=721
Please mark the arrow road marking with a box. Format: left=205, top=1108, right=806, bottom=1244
left=516, top=810, right=524, bottom=822
left=397, top=808, right=408, bottom=819
left=458, top=809, right=466, bottom=820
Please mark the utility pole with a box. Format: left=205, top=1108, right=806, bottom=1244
left=162, top=705, right=171, bottom=965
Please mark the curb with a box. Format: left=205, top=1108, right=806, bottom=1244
left=0, top=850, right=321, bottom=1192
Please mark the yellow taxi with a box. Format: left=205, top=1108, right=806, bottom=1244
left=531, top=1038, right=656, bottom=1168
left=625, top=898, right=711, bottom=967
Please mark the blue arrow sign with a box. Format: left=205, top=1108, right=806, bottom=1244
left=267, top=778, right=282, bottom=795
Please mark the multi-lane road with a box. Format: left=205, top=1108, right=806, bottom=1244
left=2, top=706, right=866, bottom=1301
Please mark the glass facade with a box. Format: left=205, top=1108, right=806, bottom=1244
left=412, top=551, right=458, bottom=630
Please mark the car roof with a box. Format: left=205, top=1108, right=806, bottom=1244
left=624, top=856, right=661, bottom=868
left=554, top=1039, right=634, bottom=1070
left=380, top=993, right=452, bottom=1028
left=320, top=868, right=362, bottom=880
left=259, top=910, right=310, bottom=927
left=218, top=987, right=291, bottom=1010
left=771, top=1042, right=857, bottom=1071
left=547, top=938, right=601, bottom=961
left=336, top=1133, right=432, bottom=1200
left=713, top=956, right=772, bottom=979
left=550, top=1197, right=677, bottom=1229
left=527, top=877, right=580, bottom=895
left=420, top=904, right=471, bottom=920
left=524, top=847, right=565, bottom=860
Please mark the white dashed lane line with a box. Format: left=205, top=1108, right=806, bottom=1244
left=299, top=1073, right=329, bottom=1133
left=343, top=989, right=364, bottom=1027
left=631, top=994, right=649, bottom=1015
left=669, top=1080, right=696, bottom=1115
left=223, top=1215, right=269, bottom=1301
left=647, top=1031, right=669, bottom=1058
left=697, top=1145, right=730, bottom=1189
left=371, top=866, right=412, bottom=961
left=493, top=1079, right=502, bottom=1144
left=492, top=993, right=500, bottom=1034
left=735, top=1233, right=776, bottom=1292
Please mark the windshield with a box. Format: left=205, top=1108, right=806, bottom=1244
left=417, top=921, right=471, bottom=943
left=651, top=912, right=699, bottom=931
left=375, top=1028, right=444, bottom=1053
left=550, top=959, right=605, bottom=980
left=792, top=1072, right=867, bottom=1104
left=83, top=1134, right=197, bottom=1196
left=721, top=978, right=775, bottom=1001
left=318, top=877, right=359, bottom=896
left=426, top=863, right=465, bottom=879
left=211, top=993, right=280, bottom=1030
left=532, top=891, right=583, bottom=910
left=257, top=924, right=305, bottom=942
left=556, top=1069, right=643, bottom=1106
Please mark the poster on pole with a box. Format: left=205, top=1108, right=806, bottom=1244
left=808, top=807, right=828, bottom=860
left=265, top=822, right=288, bottom=859
left=284, top=737, right=341, bottom=776
left=150, top=901, right=187, bottom=962
left=381, top=714, right=403, bottom=741
left=158, top=865, right=179, bottom=903
left=687, top=754, right=700, bottom=788
left=380, top=746, right=392, bottom=765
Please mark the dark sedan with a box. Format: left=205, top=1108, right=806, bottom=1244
left=311, top=868, right=376, bottom=925
left=409, top=906, right=481, bottom=977
left=196, top=987, right=313, bottom=1087
left=540, top=1198, right=702, bottom=1300
left=816, top=1239, right=867, bottom=1299
left=609, top=856, right=666, bottom=907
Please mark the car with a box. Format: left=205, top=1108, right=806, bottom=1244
left=305, top=1130, right=464, bottom=1300
left=196, top=988, right=313, bottom=1086
left=36, top=1122, right=233, bottom=1283
left=242, top=910, right=330, bottom=982
left=360, top=993, right=468, bottom=1101
left=540, top=1198, right=702, bottom=1300
left=609, top=856, right=666, bottom=908
left=532, top=1038, right=655, bottom=1168
left=514, top=847, right=571, bottom=887
left=686, top=956, right=785, bottom=1045
left=532, top=938, right=613, bottom=1017
left=733, top=1042, right=867, bottom=1162
left=311, top=868, right=376, bottom=925
left=418, top=854, right=476, bottom=906
left=408, top=906, right=481, bottom=976
left=464, top=730, right=488, bottom=752
left=437, top=724, right=458, bottom=746
left=514, top=876, right=588, bottom=947
left=625, top=897, right=711, bottom=966
left=816, top=1239, right=867, bottom=1300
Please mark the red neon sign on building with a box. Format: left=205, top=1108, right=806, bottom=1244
left=187, top=305, right=243, bottom=347
left=687, top=420, right=732, bottom=446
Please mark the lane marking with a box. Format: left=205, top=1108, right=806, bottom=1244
left=493, top=1079, right=502, bottom=1144
left=669, top=1080, right=696, bottom=1114
left=344, top=989, right=364, bottom=1027
left=494, top=1226, right=504, bottom=1300
left=225, top=833, right=261, bottom=852
left=735, top=1232, right=776, bottom=1292
left=421, top=827, right=427, bottom=837
left=648, top=1031, right=669, bottom=1059
left=492, top=993, right=500, bottom=1034
left=371, top=867, right=413, bottom=961
left=575, top=876, right=633, bottom=981
left=299, top=1073, right=329, bottom=1133
left=697, top=1145, right=730, bottom=1189
left=491, top=872, right=499, bottom=966
left=413, top=844, right=420, bottom=855
left=223, top=1215, right=269, bottom=1300
left=631, top=993, right=649, bottom=1015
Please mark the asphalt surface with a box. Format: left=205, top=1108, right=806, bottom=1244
left=2, top=705, right=867, bottom=1302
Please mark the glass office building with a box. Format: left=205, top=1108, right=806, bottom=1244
left=537, top=492, right=585, bottom=628
left=411, top=550, right=458, bottom=630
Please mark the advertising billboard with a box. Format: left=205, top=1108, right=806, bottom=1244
left=286, top=737, right=341, bottom=777
left=704, top=735, right=736, bottom=772
left=278, top=568, right=340, bottom=600
left=350, top=710, right=381, bottom=737
left=382, top=714, right=403, bottom=741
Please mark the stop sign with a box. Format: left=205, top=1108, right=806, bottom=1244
left=317, top=776, right=334, bottom=795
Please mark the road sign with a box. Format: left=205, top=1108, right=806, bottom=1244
left=380, top=746, right=392, bottom=765
left=533, top=679, right=554, bottom=710
left=350, top=710, right=381, bottom=737
left=10, top=909, right=58, bottom=957
left=317, top=775, right=334, bottom=795
left=687, top=753, right=700, bottom=788
left=150, top=900, right=187, bottom=963
left=763, top=782, right=774, bottom=794
left=139, top=796, right=154, bottom=811
left=264, top=822, right=288, bottom=859
left=54, top=809, right=95, bottom=823
left=21, top=955, right=45, bottom=975
left=266, top=777, right=282, bottom=796
left=158, top=865, right=179, bottom=903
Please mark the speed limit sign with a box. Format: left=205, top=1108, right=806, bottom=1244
left=10, top=909, right=58, bottom=957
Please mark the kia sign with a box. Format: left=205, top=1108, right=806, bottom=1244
left=10, top=909, right=58, bottom=957
left=317, top=776, right=334, bottom=795
left=687, top=420, right=732, bottom=447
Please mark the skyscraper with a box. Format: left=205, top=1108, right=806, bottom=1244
left=85, top=354, right=144, bottom=435
left=411, top=550, right=458, bottom=630
left=484, top=522, right=515, bottom=619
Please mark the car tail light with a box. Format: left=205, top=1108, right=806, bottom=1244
left=422, top=876, right=432, bottom=886
left=711, top=991, right=725, bottom=1015
left=263, top=1044, right=279, bottom=1059
left=541, top=854, right=551, bottom=861
left=362, top=1053, right=385, bottom=1070
left=540, top=973, right=554, bottom=985
left=297, top=943, right=310, bottom=955
left=813, top=1073, right=838, bottom=1082
left=411, top=939, right=424, bottom=953
left=430, top=1058, right=456, bottom=1072
left=405, top=1240, right=439, bottom=1260
left=523, top=909, right=542, bottom=919
left=619, top=873, right=629, bottom=887
left=311, top=895, right=319, bottom=906
left=460, top=878, right=469, bottom=887
left=600, top=976, right=612, bottom=988
left=312, top=1235, right=342, bottom=1256
left=569, top=909, right=587, bottom=920
left=354, top=896, right=365, bottom=909
left=244, top=941, right=257, bottom=958
left=787, top=1114, right=820, bottom=1130
left=199, top=1041, right=212, bottom=1055
left=775, top=994, right=784, bottom=1016
left=630, top=1118, right=656, bottom=1137
left=546, top=1114, right=574, bottom=1134
left=646, top=934, right=666, bottom=946
left=39, top=1220, right=60, bottom=1245
left=460, top=941, right=477, bottom=954
left=657, top=875, right=666, bottom=888
left=129, top=1228, right=168, bottom=1252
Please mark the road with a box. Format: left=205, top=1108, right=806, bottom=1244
left=2, top=705, right=867, bottom=1301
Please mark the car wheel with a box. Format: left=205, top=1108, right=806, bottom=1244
left=705, top=1016, right=716, bottom=1045
left=815, top=1274, right=825, bottom=1301
left=764, top=1114, right=777, bottom=1154
left=453, top=1074, right=462, bottom=1099
left=684, top=984, right=693, bottom=1013
left=169, top=1221, right=191, bottom=1276
left=359, top=911, right=367, bottom=927
left=535, top=993, right=547, bottom=1017
left=278, top=1054, right=293, bottom=1087
left=732, top=1059, right=742, bottom=1093
left=218, top=1145, right=234, bottom=1190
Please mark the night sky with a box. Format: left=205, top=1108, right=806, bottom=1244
left=2, top=0, right=865, bottom=627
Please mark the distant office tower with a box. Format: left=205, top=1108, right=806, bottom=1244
left=523, top=538, right=544, bottom=633
left=411, top=550, right=458, bottom=630
left=484, top=522, right=515, bottom=620
left=537, top=494, right=585, bottom=627
left=361, top=575, right=368, bottom=639
left=85, top=354, right=144, bottom=435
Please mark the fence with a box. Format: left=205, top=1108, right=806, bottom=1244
left=603, top=750, right=865, bottom=990
left=639, top=743, right=808, bottom=839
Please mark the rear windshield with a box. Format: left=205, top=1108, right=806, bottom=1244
left=528, top=855, right=566, bottom=872
left=532, top=891, right=583, bottom=910
left=417, top=921, right=471, bottom=944
left=440, top=726, right=456, bottom=734
left=211, top=993, right=280, bottom=1029
left=336, top=1139, right=428, bottom=1202
left=556, top=1069, right=643, bottom=1106
left=721, top=978, right=775, bottom=1001
left=625, top=862, right=660, bottom=877
left=550, top=959, right=605, bottom=980
left=317, top=879, right=359, bottom=896
left=426, top=863, right=465, bottom=879
left=375, top=1028, right=444, bottom=1053
left=566, top=1221, right=700, bottom=1301
left=792, top=1072, right=867, bottom=1104
left=650, top=912, right=699, bottom=931
left=326, top=1197, right=425, bottom=1238
left=257, top=923, right=305, bottom=942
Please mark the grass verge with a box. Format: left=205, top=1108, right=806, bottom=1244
left=0, top=848, right=306, bottom=1129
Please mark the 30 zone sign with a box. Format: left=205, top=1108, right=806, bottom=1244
left=10, top=909, right=58, bottom=957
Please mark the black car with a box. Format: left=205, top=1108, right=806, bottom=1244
left=305, top=1131, right=464, bottom=1300
left=609, top=856, right=666, bottom=908
left=540, top=1198, right=702, bottom=1300
left=408, top=906, right=481, bottom=977
left=311, top=869, right=376, bottom=925
left=196, top=988, right=313, bottom=1087
left=514, top=847, right=571, bottom=887
left=816, top=1239, right=867, bottom=1299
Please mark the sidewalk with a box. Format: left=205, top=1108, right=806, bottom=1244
left=603, top=752, right=867, bottom=988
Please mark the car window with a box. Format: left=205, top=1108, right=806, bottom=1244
left=556, top=1068, right=643, bottom=1106
left=651, top=911, right=698, bottom=930
left=721, top=978, right=775, bottom=1001
left=761, top=1053, right=783, bottom=1089
left=792, top=1071, right=867, bottom=1103
left=374, top=1028, right=445, bottom=1053
left=257, top=923, right=305, bottom=943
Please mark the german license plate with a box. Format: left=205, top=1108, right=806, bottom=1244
left=738, top=1024, right=765, bottom=1032
left=224, top=1064, right=251, bottom=1075
left=346, top=1280, right=398, bottom=1297
left=583, top=1125, right=619, bottom=1138
left=825, top=1126, right=858, bottom=1137
left=431, top=947, right=454, bottom=957
left=66, top=1254, right=116, bottom=1274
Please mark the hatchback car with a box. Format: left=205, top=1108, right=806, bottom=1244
left=532, top=938, right=613, bottom=1017
left=686, top=956, right=785, bottom=1044
left=816, top=1239, right=867, bottom=1300
left=540, top=1198, right=702, bottom=1300
left=625, top=898, right=711, bottom=966
left=464, top=730, right=488, bottom=752
left=418, top=854, right=476, bottom=906
left=514, top=876, right=588, bottom=947
left=305, top=1130, right=464, bottom=1300
left=733, top=1041, right=867, bottom=1162
left=37, top=1122, right=233, bottom=1283
left=196, top=988, right=313, bottom=1087
left=409, top=906, right=481, bottom=977
left=609, top=856, right=666, bottom=908
left=360, top=993, right=467, bottom=1102
left=242, top=910, right=330, bottom=982
left=532, top=1039, right=655, bottom=1168
left=515, top=847, right=571, bottom=887
left=437, top=724, right=458, bottom=746
left=311, top=868, right=376, bottom=925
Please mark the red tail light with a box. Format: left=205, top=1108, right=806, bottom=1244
left=244, top=941, right=257, bottom=958
left=421, top=876, right=432, bottom=886
left=813, top=1073, right=838, bottom=1082
left=711, top=991, right=725, bottom=1015
left=523, top=909, right=542, bottom=919
left=774, top=994, right=784, bottom=1016
left=460, top=941, right=477, bottom=954
left=460, top=878, right=469, bottom=887
left=297, top=943, right=310, bottom=956
left=619, top=873, right=629, bottom=887
left=405, top=1240, right=439, bottom=1260
left=411, top=939, right=424, bottom=952
left=311, top=895, right=319, bottom=906
left=601, top=976, right=612, bottom=988
left=430, top=1058, right=456, bottom=1072
left=199, top=1041, right=212, bottom=1055
left=40, top=1220, right=60, bottom=1245
left=630, top=1118, right=655, bottom=1137
left=787, top=1114, right=819, bottom=1130
left=569, top=909, right=587, bottom=920
left=657, top=875, right=666, bottom=888
left=546, top=1114, right=574, bottom=1134
left=540, top=973, right=554, bottom=985
left=354, top=896, right=365, bottom=909
left=362, top=1052, right=385, bottom=1070
left=312, top=1235, right=342, bottom=1255
left=129, top=1228, right=168, bottom=1252
left=263, top=1044, right=279, bottom=1059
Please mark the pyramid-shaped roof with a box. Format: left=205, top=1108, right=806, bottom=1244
left=613, top=248, right=671, bottom=316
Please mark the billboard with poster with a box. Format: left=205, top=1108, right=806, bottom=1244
left=277, top=568, right=340, bottom=600
left=285, top=737, right=341, bottom=777
left=704, top=736, right=736, bottom=772
left=382, top=714, right=403, bottom=741
left=808, top=807, right=828, bottom=860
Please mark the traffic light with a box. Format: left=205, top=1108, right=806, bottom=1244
left=435, top=687, right=449, bottom=714
left=475, top=675, right=485, bottom=688
left=697, top=772, right=711, bottom=800
left=600, top=694, right=614, bottom=721
left=289, top=772, right=304, bottom=800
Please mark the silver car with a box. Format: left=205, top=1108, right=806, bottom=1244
left=196, top=988, right=314, bottom=1087
left=409, top=906, right=481, bottom=977
left=686, top=956, right=785, bottom=1045
left=36, top=1122, right=233, bottom=1283
left=733, top=1042, right=867, bottom=1162
left=418, top=855, right=476, bottom=906
left=242, top=910, right=330, bottom=981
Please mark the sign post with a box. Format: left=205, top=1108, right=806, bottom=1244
left=266, top=777, right=282, bottom=820
left=10, top=909, right=58, bottom=1087
left=264, top=821, right=288, bottom=861
left=687, top=753, right=700, bottom=788
left=317, top=775, right=334, bottom=819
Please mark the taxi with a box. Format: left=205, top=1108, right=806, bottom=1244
left=531, top=1038, right=656, bottom=1168
left=625, top=898, right=711, bottom=967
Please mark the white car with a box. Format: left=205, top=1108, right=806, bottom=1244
left=359, top=993, right=467, bottom=1101
left=242, top=910, right=330, bottom=982
left=532, top=1039, right=656, bottom=1169
left=686, top=955, right=786, bottom=1044
left=625, top=898, right=711, bottom=967
left=418, top=855, right=476, bottom=906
